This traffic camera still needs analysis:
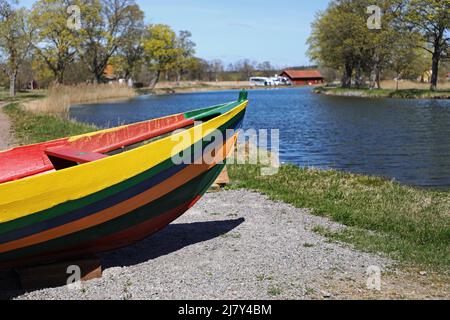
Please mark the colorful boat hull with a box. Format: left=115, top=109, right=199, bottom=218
left=0, top=96, right=248, bottom=269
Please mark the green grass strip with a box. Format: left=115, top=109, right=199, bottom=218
left=228, top=164, right=450, bottom=271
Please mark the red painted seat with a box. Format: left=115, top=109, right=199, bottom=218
left=45, top=147, right=108, bottom=164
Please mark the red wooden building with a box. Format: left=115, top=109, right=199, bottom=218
left=280, top=69, right=324, bottom=86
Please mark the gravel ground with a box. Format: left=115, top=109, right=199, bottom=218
left=14, top=190, right=392, bottom=300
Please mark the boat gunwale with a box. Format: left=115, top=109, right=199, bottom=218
left=0, top=108, right=246, bottom=237
left=0, top=100, right=241, bottom=185
left=0, top=100, right=248, bottom=223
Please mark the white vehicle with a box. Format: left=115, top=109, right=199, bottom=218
left=249, top=77, right=273, bottom=86
left=271, top=76, right=292, bottom=86
left=270, top=77, right=281, bottom=86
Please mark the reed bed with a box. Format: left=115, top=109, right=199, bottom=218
left=23, top=83, right=137, bottom=116
left=154, top=81, right=250, bottom=88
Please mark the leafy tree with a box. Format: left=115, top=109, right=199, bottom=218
left=77, top=0, right=142, bottom=83
left=143, top=24, right=181, bottom=88
left=0, top=0, right=32, bottom=96
left=365, top=0, right=407, bottom=89
left=390, top=43, right=423, bottom=90
left=413, top=49, right=434, bottom=82
left=31, top=56, right=55, bottom=87
left=29, top=0, right=79, bottom=84
left=182, top=57, right=209, bottom=81
left=404, top=0, right=449, bottom=90
left=308, top=1, right=363, bottom=87
left=307, top=0, right=427, bottom=89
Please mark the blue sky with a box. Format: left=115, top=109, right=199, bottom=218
left=20, top=0, right=331, bottom=67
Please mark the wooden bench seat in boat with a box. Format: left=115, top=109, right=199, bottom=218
left=0, top=111, right=199, bottom=184
left=45, top=147, right=108, bottom=170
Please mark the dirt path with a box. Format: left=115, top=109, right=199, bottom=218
left=12, top=190, right=448, bottom=300
left=0, top=102, right=13, bottom=150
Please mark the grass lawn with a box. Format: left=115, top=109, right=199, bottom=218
left=228, top=164, right=450, bottom=271
left=0, top=88, right=47, bottom=103
left=3, top=103, right=97, bottom=145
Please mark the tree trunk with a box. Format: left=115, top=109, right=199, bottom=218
left=370, top=61, right=382, bottom=89
left=429, top=28, right=445, bottom=92
left=354, top=64, right=363, bottom=89
left=94, top=73, right=103, bottom=85
left=150, top=70, right=161, bottom=90
left=370, top=66, right=377, bottom=89
left=57, top=71, right=65, bottom=85
left=176, top=72, right=181, bottom=87
left=430, top=51, right=440, bottom=91
left=376, top=68, right=381, bottom=89
left=341, top=63, right=352, bottom=88
left=370, top=52, right=379, bottom=89
left=9, top=71, right=17, bottom=97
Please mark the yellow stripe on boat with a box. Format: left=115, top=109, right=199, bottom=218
left=0, top=101, right=247, bottom=223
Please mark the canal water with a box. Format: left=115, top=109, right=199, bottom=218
left=70, top=87, right=450, bottom=188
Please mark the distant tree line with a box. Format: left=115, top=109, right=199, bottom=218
left=180, top=59, right=281, bottom=83
left=0, top=0, right=283, bottom=97
left=308, top=0, right=449, bottom=91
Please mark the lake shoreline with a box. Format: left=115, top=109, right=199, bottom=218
left=13, top=83, right=303, bottom=111
left=314, top=86, right=450, bottom=99
left=142, top=84, right=251, bottom=96
left=136, top=81, right=300, bottom=95
left=2, top=93, right=449, bottom=278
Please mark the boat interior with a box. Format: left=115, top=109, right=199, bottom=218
left=0, top=101, right=239, bottom=185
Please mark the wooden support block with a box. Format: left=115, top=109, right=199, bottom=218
left=208, top=184, right=221, bottom=193
left=16, top=256, right=102, bottom=291
left=214, top=167, right=230, bottom=186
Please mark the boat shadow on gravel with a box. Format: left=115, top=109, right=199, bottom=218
left=0, top=218, right=245, bottom=300
left=101, top=218, right=245, bottom=269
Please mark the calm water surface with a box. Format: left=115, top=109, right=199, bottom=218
left=71, top=87, right=450, bottom=188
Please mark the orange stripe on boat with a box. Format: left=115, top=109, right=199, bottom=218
left=0, top=135, right=237, bottom=254
left=0, top=196, right=203, bottom=270
left=61, top=195, right=203, bottom=259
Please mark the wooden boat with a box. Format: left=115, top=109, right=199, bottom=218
left=0, top=91, right=248, bottom=270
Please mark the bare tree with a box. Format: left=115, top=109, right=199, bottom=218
left=174, top=30, right=196, bottom=83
